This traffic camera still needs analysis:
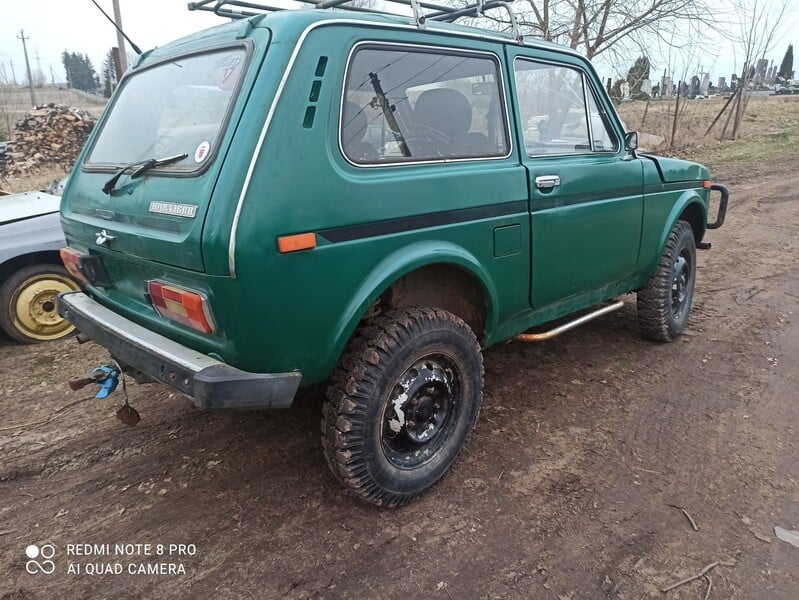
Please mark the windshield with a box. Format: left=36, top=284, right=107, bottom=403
left=86, top=48, right=247, bottom=171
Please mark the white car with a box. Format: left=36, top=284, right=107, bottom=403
left=0, top=183, right=79, bottom=343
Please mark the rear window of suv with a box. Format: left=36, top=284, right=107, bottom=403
left=85, top=47, right=248, bottom=172
left=341, top=44, right=510, bottom=165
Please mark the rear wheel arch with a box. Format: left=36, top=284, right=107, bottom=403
left=321, top=246, right=499, bottom=381
left=380, top=263, right=490, bottom=344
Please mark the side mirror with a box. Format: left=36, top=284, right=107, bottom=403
left=624, top=131, right=639, bottom=151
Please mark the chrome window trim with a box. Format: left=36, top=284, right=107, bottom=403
left=512, top=55, right=622, bottom=160
left=338, top=41, right=513, bottom=168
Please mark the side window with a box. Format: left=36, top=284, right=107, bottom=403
left=514, top=58, right=617, bottom=156
left=341, top=45, right=510, bottom=164
left=586, top=90, right=618, bottom=152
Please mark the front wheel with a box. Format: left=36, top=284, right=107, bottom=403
left=0, top=264, right=80, bottom=344
left=637, top=220, right=697, bottom=341
left=322, top=307, right=484, bottom=507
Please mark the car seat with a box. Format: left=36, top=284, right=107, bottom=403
left=412, top=88, right=489, bottom=157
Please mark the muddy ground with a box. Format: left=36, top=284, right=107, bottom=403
left=1, top=159, right=798, bottom=599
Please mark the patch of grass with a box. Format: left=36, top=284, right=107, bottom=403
left=616, top=95, right=799, bottom=172
left=684, top=131, right=799, bottom=173
left=617, top=95, right=799, bottom=151
left=0, top=165, right=71, bottom=194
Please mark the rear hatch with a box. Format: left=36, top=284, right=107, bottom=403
left=61, top=23, right=266, bottom=273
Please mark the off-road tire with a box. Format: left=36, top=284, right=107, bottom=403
left=322, top=307, right=483, bottom=507
left=0, top=264, right=80, bottom=344
left=637, top=221, right=697, bottom=342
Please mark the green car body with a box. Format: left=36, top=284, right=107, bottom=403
left=58, top=7, right=727, bottom=505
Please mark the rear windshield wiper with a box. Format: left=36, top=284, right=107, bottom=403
left=102, top=153, right=188, bottom=195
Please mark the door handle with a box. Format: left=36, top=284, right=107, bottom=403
left=535, top=175, right=561, bottom=189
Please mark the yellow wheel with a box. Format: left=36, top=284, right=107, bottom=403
left=0, top=264, right=80, bottom=344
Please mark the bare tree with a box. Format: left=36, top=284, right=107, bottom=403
left=722, top=0, right=789, bottom=139
left=500, top=0, right=715, bottom=60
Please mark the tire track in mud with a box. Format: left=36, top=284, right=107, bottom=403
left=561, top=172, right=799, bottom=597
left=1, top=166, right=798, bottom=599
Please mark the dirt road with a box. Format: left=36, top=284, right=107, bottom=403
left=1, top=159, right=797, bottom=599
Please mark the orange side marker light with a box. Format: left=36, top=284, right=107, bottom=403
left=277, top=233, right=317, bottom=253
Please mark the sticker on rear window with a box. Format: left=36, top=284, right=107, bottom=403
left=194, top=141, right=211, bottom=163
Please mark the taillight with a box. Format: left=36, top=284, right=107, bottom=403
left=60, top=248, right=87, bottom=283
left=147, top=280, right=216, bottom=334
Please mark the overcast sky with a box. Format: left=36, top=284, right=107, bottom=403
left=0, top=0, right=220, bottom=85
left=0, top=0, right=797, bottom=87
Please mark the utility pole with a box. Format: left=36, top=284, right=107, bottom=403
left=111, top=0, right=129, bottom=73
left=10, top=60, right=17, bottom=85
left=35, top=49, right=43, bottom=87
left=17, top=29, right=37, bottom=106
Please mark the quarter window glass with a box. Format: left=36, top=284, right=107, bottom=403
left=514, top=59, right=615, bottom=156
left=342, top=47, right=509, bottom=164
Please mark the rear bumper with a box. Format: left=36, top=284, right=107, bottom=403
left=57, top=292, right=302, bottom=410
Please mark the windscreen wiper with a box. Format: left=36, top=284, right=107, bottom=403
left=102, top=153, right=188, bottom=195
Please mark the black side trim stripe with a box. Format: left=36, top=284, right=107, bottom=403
left=0, top=210, right=59, bottom=227
left=531, top=185, right=643, bottom=211
left=529, top=182, right=701, bottom=212
left=644, top=181, right=703, bottom=194
left=317, top=200, right=528, bottom=244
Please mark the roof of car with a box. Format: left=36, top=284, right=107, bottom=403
left=141, top=8, right=584, bottom=67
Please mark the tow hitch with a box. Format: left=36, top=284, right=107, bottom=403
left=68, top=364, right=141, bottom=426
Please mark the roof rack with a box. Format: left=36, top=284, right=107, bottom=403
left=187, top=0, right=523, bottom=41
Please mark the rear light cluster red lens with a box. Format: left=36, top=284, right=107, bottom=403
left=60, top=248, right=87, bottom=283
left=147, top=280, right=216, bottom=334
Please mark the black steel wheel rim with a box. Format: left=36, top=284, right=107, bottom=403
left=381, top=355, right=461, bottom=469
left=671, top=248, right=691, bottom=319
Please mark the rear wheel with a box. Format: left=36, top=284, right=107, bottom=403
left=322, top=307, right=483, bottom=507
left=0, top=264, right=80, bottom=344
left=637, top=221, right=697, bottom=341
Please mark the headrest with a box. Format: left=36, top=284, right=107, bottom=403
left=414, top=88, right=472, bottom=138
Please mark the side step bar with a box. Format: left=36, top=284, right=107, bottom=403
left=514, top=299, right=625, bottom=343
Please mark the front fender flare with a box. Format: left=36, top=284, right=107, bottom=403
left=655, top=190, right=707, bottom=259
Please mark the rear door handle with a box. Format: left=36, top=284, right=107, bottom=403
left=535, top=175, right=561, bottom=189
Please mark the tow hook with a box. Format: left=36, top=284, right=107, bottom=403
left=68, top=364, right=140, bottom=427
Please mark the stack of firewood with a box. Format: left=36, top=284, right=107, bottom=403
left=2, top=103, right=96, bottom=176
